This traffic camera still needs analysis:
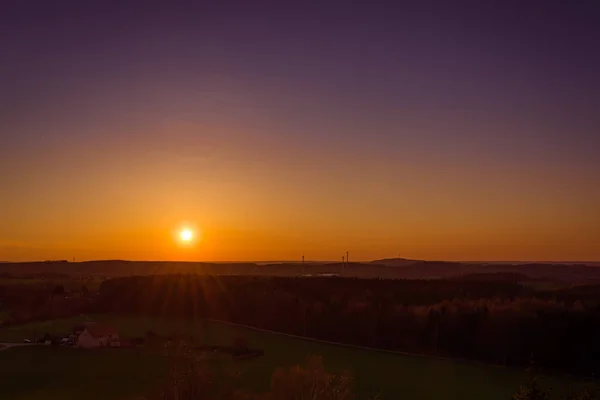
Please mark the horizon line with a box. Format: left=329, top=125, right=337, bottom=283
left=2, top=258, right=600, bottom=265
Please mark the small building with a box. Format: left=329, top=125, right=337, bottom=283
left=76, top=325, right=119, bottom=348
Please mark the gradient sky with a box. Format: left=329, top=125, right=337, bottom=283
left=1, top=1, right=599, bottom=262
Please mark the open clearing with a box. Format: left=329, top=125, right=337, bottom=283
left=0, top=314, right=590, bottom=400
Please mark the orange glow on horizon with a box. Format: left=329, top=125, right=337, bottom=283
left=1, top=147, right=599, bottom=262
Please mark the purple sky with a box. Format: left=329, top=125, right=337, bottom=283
left=1, top=1, right=599, bottom=261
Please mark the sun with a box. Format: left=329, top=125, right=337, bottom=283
left=180, top=229, right=193, bottom=242
left=174, top=222, right=201, bottom=247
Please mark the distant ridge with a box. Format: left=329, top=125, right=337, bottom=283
left=1, top=259, right=600, bottom=283
left=370, top=258, right=421, bottom=267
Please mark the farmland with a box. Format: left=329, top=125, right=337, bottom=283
left=0, top=314, right=590, bottom=400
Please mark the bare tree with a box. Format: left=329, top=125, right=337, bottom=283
left=263, top=356, right=355, bottom=400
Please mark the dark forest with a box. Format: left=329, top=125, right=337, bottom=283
left=94, top=274, right=600, bottom=377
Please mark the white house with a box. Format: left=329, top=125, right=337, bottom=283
left=76, top=325, right=120, bottom=348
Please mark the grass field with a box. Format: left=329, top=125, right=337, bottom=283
left=0, top=314, right=591, bottom=400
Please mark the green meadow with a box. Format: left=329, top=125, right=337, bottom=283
left=0, top=314, right=591, bottom=400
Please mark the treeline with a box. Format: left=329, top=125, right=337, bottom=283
left=95, top=275, right=600, bottom=376
left=0, top=282, right=93, bottom=326
left=3, top=260, right=600, bottom=281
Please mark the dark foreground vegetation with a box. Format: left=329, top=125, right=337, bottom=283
left=149, top=350, right=358, bottom=400
left=95, top=275, right=600, bottom=377
left=3, top=264, right=600, bottom=399
left=153, top=348, right=598, bottom=400
left=2, top=314, right=598, bottom=400
left=0, top=315, right=533, bottom=399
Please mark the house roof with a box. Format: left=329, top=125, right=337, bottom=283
left=85, top=324, right=118, bottom=338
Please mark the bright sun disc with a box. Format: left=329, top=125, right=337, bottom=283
left=180, top=229, right=193, bottom=242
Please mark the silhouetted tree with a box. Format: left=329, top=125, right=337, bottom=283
left=265, top=356, right=355, bottom=400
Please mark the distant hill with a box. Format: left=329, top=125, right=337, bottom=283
left=0, top=259, right=599, bottom=283
left=370, top=258, right=421, bottom=267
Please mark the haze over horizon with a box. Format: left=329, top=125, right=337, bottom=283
left=2, top=1, right=599, bottom=262
left=3, top=257, right=600, bottom=265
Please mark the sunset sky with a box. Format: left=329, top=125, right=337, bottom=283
left=1, top=1, right=599, bottom=262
